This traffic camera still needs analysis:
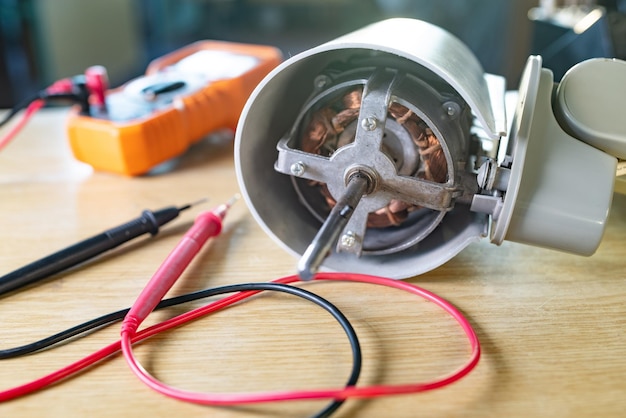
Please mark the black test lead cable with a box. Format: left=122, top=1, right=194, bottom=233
left=0, top=200, right=206, bottom=296
left=0, top=286, right=228, bottom=359
left=0, top=282, right=362, bottom=418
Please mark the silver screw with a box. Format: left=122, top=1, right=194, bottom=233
left=290, top=161, right=306, bottom=177
left=443, top=101, right=460, bottom=118
left=340, top=231, right=357, bottom=248
left=361, top=116, right=378, bottom=131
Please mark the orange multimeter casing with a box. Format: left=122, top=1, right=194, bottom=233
left=66, top=41, right=282, bottom=176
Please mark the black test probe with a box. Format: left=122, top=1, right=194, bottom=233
left=0, top=201, right=204, bottom=296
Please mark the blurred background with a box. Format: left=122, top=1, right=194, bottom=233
left=1, top=0, right=625, bottom=108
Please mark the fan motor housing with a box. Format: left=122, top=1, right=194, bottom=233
left=235, top=18, right=508, bottom=278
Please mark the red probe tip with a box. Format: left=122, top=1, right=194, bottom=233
left=213, top=194, right=240, bottom=220
left=225, top=194, right=241, bottom=208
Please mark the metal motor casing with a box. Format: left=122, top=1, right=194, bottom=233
left=235, top=18, right=507, bottom=278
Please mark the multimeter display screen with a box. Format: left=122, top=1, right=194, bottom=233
left=97, top=50, right=260, bottom=122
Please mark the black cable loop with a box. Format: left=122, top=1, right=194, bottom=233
left=0, top=282, right=362, bottom=418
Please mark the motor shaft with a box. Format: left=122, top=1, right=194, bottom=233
left=297, top=173, right=369, bottom=280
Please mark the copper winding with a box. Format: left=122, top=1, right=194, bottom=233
left=300, top=87, right=448, bottom=228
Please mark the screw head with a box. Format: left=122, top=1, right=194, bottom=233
left=443, top=101, right=461, bottom=118
left=290, top=161, right=306, bottom=177
left=340, top=231, right=357, bottom=248
left=361, top=116, right=378, bottom=131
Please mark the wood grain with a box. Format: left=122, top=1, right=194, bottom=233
left=1, top=109, right=625, bottom=417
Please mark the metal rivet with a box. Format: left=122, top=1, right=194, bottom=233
left=290, top=161, right=306, bottom=176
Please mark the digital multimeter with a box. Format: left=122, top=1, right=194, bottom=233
left=66, top=41, right=282, bottom=176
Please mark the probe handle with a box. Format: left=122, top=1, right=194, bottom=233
left=125, top=210, right=224, bottom=325
left=0, top=206, right=182, bottom=296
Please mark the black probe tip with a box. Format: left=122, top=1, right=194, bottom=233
left=177, top=198, right=208, bottom=212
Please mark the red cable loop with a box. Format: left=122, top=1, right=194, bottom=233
left=121, top=273, right=480, bottom=404
left=0, top=273, right=480, bottom=405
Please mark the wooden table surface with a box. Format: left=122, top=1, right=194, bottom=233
left=0, top=108, right=625, bottom=417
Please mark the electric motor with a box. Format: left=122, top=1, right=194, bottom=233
left=235, top=18, right=624, bottom=279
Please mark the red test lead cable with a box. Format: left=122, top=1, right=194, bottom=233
left=0, top=193, right=480, bottom=404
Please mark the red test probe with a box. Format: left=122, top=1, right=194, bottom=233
left=122, top=196, right=237, bottom=334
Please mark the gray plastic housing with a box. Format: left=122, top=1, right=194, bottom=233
left=492, top=57, right=617, bottom=255
left=555, top=58, right=626, bottom=159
